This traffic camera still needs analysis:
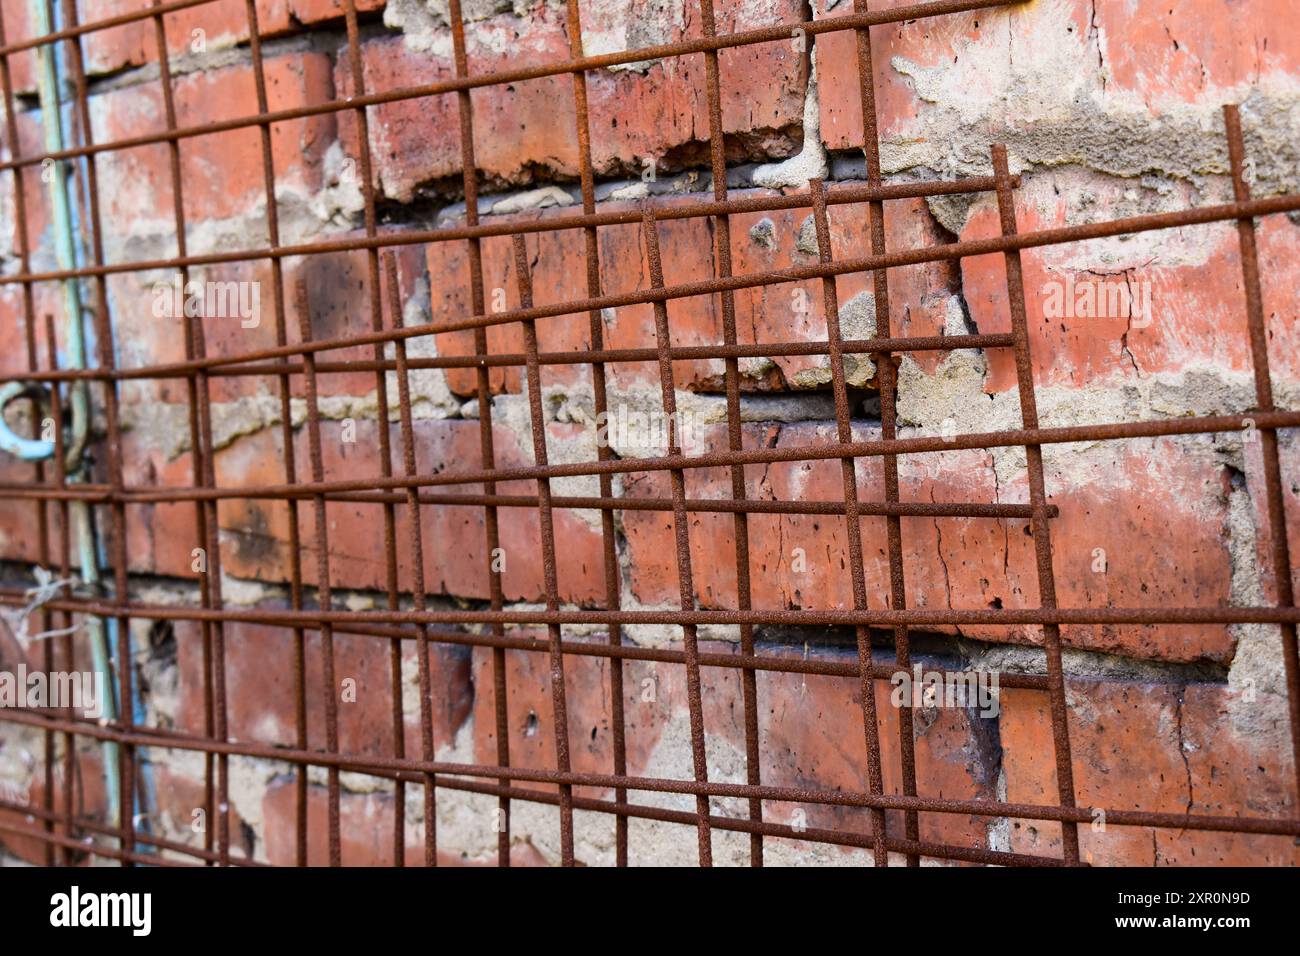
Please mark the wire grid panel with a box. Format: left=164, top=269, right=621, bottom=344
left=0, top=0, right=1295, bottom=867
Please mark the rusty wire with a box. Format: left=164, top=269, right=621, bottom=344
left=0, top=0, right=1295, bottom=868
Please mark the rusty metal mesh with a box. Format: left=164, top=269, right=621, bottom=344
left=0, top=0, right=1296, bottom=867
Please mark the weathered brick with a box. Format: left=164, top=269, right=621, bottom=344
left=288, top=0, right=385, bottom=26
left=1276, top=437, right=1300, bottom=604
left=0, top=750, right=106, bottom=865
left=174, top=612, right=474, bottom=757
left=286, top=232, right=429, bottom=398
left=78, top=0, right=382, bottom=76
left=815, top=0, right=995, bottom=154
left=1090, top=0, right=1300, bottom=108
left=0, top=109, right=52, bottom=262
left=0, top=0, right=39, bottom=95
left=428, top=191, right=958, bottom=398
left=756, top=645, right=998, bottom=856
left=468, top=635, right=621, bottom=808
left=428, top=198, right=720, bottom=397
left=427, top=218, right=595, bottom=399
left=114, top=259, right=283, bottom=408
left=89, top=50, right=336, bottom=234
left=1242, top=432, right=1300, bottom=609
left=121, top=439, right=202, bottom=580
left=260, top=775, right=550, bottom=865
left=77, top=0, right=384, bottom=77
left=467, top=638, right=998, bottom=862
left=958, top=178, right=1300, bottom=393
left=0, top=463, right=41, bottom=565
left=623, top=423, right=1240, bottom=663
left=79, top=1, right=290, bottom=77
left=1000, top=679, right=1298, bottom=865
left=149, top=764, right=257, bottom=860
left=338, top=0, right=806, bottom=203
left=580, top=0, right=808, bottom=173
left=209, top=416, right=609, bottom=604
left=816, top=0, right=1300, bottom=153
left=334, top=15, right=574, bottom=204
left=0, top=274, right=61, bottom=384
left=730, top=194, right=966, bottom=386
left=261, top=777, right=408, bottom=866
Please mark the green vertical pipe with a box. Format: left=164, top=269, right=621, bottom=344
left=29, top=0, right=119, bottom=827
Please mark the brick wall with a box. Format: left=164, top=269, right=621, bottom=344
left=0, top=0, right=1297, bottom=866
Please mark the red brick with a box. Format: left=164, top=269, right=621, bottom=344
left=0, top=0, right=39, bottom=95
left=0, top=751, right=106, bottom=865
left=284, top=232, right=428, bottom=399
left=1279, top=438, right=1300, bottom=605
left=110, top=232, right=425, bottom=405
left=261, top=777, right=404, bottom=866
left=1244, top=433, right=1300, bottom=609
left=335, top=20, right=572, bottom=204
left=111, top=265, right=269, bottom=403
left=111, top=259, right=282, bottom=408
left=427, top=219, right=591, bottom=399
left=468, top=638, right=998, bottom=862
left=1090, top=0, right=1300, bottom=108
left=622, top=421, right=1029, bottom=617
left=1159, top=683, right=1298, bottom=865
left=392, top=417, right=608, bottom=605
left=756, top=646, right=997, bottom=856
left=596, top=206, right=728, bottom=396
left=428, top=198, right=720, bottom=397
left=0, top=463, right=47, bottom=565
left=468, top=637, right=623, bottom=809
left=174, top=613, right=473, bottom=758
left=624, top=423, right=1239, bottom=663
left=0, top=275, right=61, bottom=382
left=108, top=233, right=426, bottom=413
left=149, top=764, right=257, bottom=860
left=1256, top=214, right=1300, bottom=392
left=817, top=1, right=1300, bottom=153
left=581, top=0, right=808, bottom=174
left=79, top=1, right=289, bottom=77
left=78, top=0, right=386, bottom=78
left=289, top=0, right=385, bottom=25
left=958, top=177, right=1300, bottom=394
left=90, top=50, right=336, bottom=231
left=209, top=427, right=300, bottom=584
left=338, top=1, right=806, bottom=203
left=815, top=0, right=999, bottom=154
left=260, top=775, right=550, bottom=866
left=1037, top=439, right=1237, bottom=664
left=0, top=109, right=52, bottom=262
left=429, top=191, right=957, bottom=398
left=209, top=417, right=609, bottom=605
left=727, top=194, right=965, bottom=385
left=1001, top=679, right=1298, bottom=865
left=116, top=414, right=278, bottom=587
left=120, top=438, right=202, bottom=580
